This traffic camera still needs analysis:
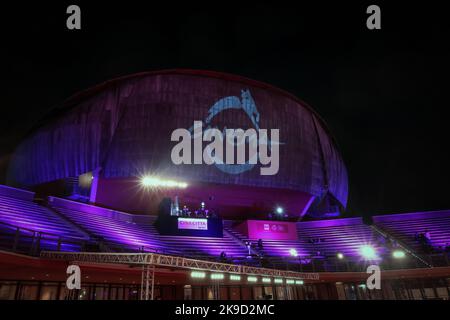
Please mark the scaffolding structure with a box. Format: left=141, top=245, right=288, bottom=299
left=140, top=264, right=155, bottom=300
left=41, top=251, right=320, bottom=300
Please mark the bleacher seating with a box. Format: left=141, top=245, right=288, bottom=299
left=48, top=196, right=249, bottom=260
left=0, top=195, right=85, bottom=239
left=1, top=184, right=449, bottom=269
left=0, top=185, right=88, bottom=252
left=373, top=211, right=450, bottom=253
left=224, top=218, right=387, bottom=266
left=48, top=197, right=171, bottom=253
left=297, top=218, right=387, bottom=259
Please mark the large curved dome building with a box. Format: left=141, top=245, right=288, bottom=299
left=8, top=70, right=347, bottom=218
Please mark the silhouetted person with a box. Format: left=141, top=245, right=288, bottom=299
left=219, top=251, right=227, bottom=262
left=445, top=243, right=450, bottom=252
left=257, top=239, right=263, bottom=250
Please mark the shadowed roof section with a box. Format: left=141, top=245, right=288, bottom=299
left=33, top=70, right=339, bottom=142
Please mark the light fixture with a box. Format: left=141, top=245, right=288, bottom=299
left=276, top=207, right=283, bottom=214
left=191, top=271, right=206, bottom=279
left=274, top=278, right=283, bottom=284
left=141, top=176, right=188, bottom=188
left=392, top=250, right=406, bottom=259
left=262, top=278, right=271, bottom=283
left=337, top=252, right=344, bottom=259
left=286, top=279, right=295, bottom=285
left=289, top=248, right=298, bottom=257
left=360, top=245, right=377, bottom=260
left=230, top=274, right=241, bottom=281
left=295, top=280, right=304, bottom=285
left=211, top=273, right=224, bottom=280
left=141, top=176, right=153, bottom=187
left=247, top=276, right=258, bottom=282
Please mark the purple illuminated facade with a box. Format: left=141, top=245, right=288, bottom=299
left=8, top=70, right=347, bottom=218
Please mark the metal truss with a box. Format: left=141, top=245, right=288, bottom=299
left=40, top=251, right=320, bottom=280
left=140, top=264, right=155, bottom=300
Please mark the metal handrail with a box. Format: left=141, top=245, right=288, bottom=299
left=370, top=224, right=432, bottom=268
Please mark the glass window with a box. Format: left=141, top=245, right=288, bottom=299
left=117, top=287, right=124, bottom=300
left=18, top=284, right=39, bottom=300
left=436, top=287, right=449, bottom=299
left=184, top=285, right=192, bottom=300
left=263, top=286, right=273, bottom=300
left=229, top=287, right=240, bottom=300
left=276, top=287, right=285, bottom=300
left=240, top=287, right=252, bottom=300
left=344, top=284, right=357, bottom=300
left=410, top=289, right=422, bottom=300
left=253, top=286, right=263, bottom=300
left=206, top=287, right=214, bottom=300
left=192, top=287, right=202, bottom=300
left=335, top=283, right=346, bottom=300
left=423, top=288, right=436, bottom=299
left=0, top=282, right=17, bottom=300
left=94, top=285, right=110, bottom=300
left=219, top=287, right=228, bottom=300
left=128, top=286, right=139, bottom=300
left=39, top=284, right=58, bottom=300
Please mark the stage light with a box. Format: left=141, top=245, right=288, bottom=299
left=190, top=271, right=206, bottom=279
left=289, top=248, right=298, bottom=257
left=392, top=250, right=406, bottom=259
left=140, top=176, right=188, bottom=189
left=286, top=279, right=295, bottom=285
left=295, top=280, right=304, bottom=285
left=211, top=273, right=224, bottom=280
left=230, top=274, right=241, bottom=281
left=262, top=278, right=271, bottom=283
left=276, top=207, right=283, bottom=214
left=178, top=182, right=188, bottom=188
left=274, top=278, right=283, bottom=284
left=247, top=276, right=257, bottom=282
left=359, top=245, right=377, bottom=260
left=337, top=252, right=344, bottom=259
left=141, top=176, right=153, bottom=187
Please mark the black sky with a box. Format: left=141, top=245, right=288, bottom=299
left=1, top=2, right=449, bottom=217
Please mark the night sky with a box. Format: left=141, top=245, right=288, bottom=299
left=1, top=2, right=449, bottom=217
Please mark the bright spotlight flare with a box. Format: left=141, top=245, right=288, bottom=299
left=359, top=245, right=377, bottom=260
left=141, top=176, right=188, bottom=189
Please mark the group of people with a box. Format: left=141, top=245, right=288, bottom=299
left=414, top=230, right=434, bottom=253
left=170, top=198, right=218, bottom=219
left=267, top=212, right=289, bottom=221
left=179, top=204, right=211, bottom=218
left=413, top=231, right=450, bottom=255
left=308, top=238, right=325, bottom=244
left=414, top=230, right=431, bottom=243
